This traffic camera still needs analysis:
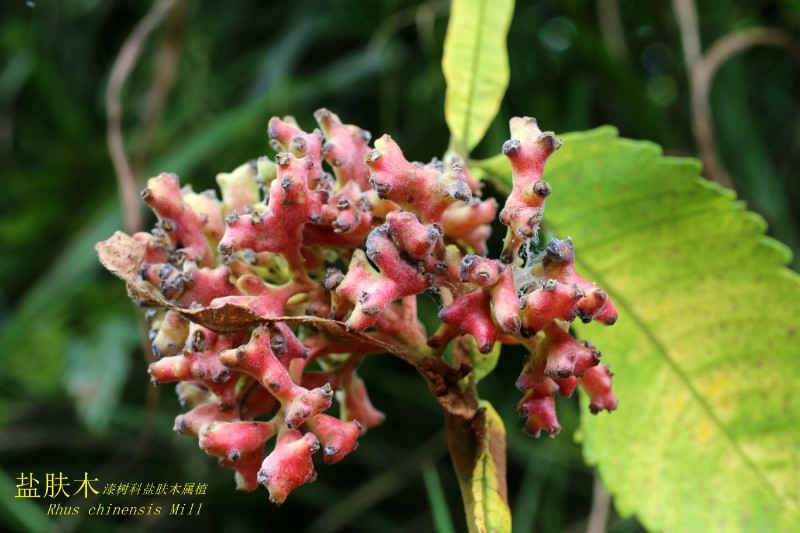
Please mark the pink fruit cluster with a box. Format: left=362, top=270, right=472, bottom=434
left=121, top=110, right=617, bottom=503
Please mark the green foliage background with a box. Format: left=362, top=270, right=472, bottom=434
left=1, top=0, right=798, bottom=531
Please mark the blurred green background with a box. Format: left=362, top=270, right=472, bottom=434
left=1, top=0, right=798, bottom=531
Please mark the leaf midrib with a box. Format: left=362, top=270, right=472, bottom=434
left=460, top=0, right=488, bottom=154
left=567, top=247, right=785, bottom=505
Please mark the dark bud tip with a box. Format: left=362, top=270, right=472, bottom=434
left=224, top=211, right=239, bottom=225
left=361, top=305, right=380, bottom=318
left=324, top=268, right=344, bottom=291
left=270, top=336, right=286, bottom=354
left=502, top=139, right=522, bottom=157
left=427, top=337, right=442, bottom=348
left=453, top=186, right=471, bottom=202
left=532, top=180, right=551, bottom=198
left=371, top=179, right=391, bottom=195
left=503, top=315, right=521, bottom=334
left=313, top=108, right=330, bottom=122
left=157, top=218, right=175, bottom=233
left=291, top=136, right=307, bottom=152
left=538, top=132, right=563, bottom=152
left=544, top=237, right=573, bottom=264
left=333, top=220, right=352, bottom=233
left=235, top=346, right=246, bottom=360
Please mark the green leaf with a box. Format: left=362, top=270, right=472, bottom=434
left=422, top=462, right=456, bottom=533
left=442, top=0, right=514, bottom=155
left=0, top=467, right=51, bottom=533
left=454, top=335, right=502, bottom=382
left=470, top=401, right=512, bottom=533
left=64, top=317, right=137, bottom=432
left=445, top=400, right=511, bottom=533
left=477, top=127, right=800, bottom=531
left=471, top=338, right=501, bottom=383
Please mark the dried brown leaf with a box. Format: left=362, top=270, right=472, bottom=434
left=95, top=231, right=478, bottom=418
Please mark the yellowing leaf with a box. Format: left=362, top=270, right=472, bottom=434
left=478, top=127, right=800, bottom=531
left=471, top=401, right=512, bottom=533
left=442, top=0, right=514, bottom=155
left=445, top=400, right=511, bottom=533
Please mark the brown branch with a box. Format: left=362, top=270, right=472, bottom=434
left=106, top=0, right=181, bottom=234
left=586, top=471, right=611, bottom=533
left=693, top=28, right=800, bottom=190
left=673, top=0, right=800, bottom=190
left=701, top=28, right=800, bottom=80
left=671, top=0, right=733, bottom=189
left=131, top=0, right=188, bottom=179
left=672, top=0, right=702, bottom=68
left=596, top=0, right=629, bottom=61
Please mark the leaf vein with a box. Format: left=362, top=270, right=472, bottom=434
left=461, top=0, right=488, bottom=153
